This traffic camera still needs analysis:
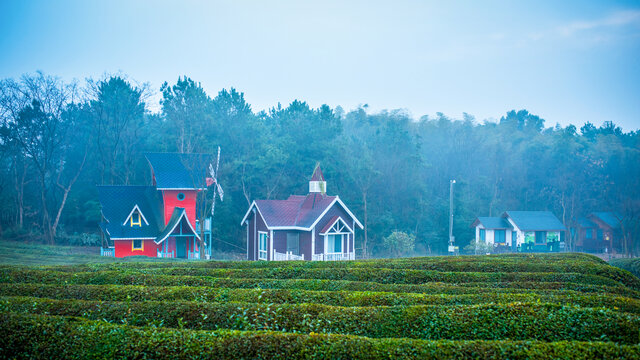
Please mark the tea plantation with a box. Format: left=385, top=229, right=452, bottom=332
left=1, top=253, right=640, bottom=359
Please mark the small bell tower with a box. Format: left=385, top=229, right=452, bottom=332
left=309, top=163, right=326, bottom=194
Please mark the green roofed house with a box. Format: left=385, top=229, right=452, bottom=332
left=471, top=211, right=566, bottom=253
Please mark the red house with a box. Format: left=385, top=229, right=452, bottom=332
left=98, top=153, right=212, bottom=258
left=241, top=165, right=363, bottom=261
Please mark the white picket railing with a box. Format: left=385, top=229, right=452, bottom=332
left=100, top=247, right=115, bottom=257
left=157, top=250, right=174, bottom=258
left=188, top=251, right=200, bottom=259
left=273, top=250, right=304, bottom=261
left=312, top=252, right=355, bottom=261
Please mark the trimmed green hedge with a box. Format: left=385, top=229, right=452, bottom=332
left=2, top=269, right=638, bottom=298
left=23, top=253, right=633, bottom=285
left=35, top=252, right=607, bottom=272
left=2, top=312, right=637, bottom=360
left=141, top=267, right=633, bottom=287
left=611, top=258, right=640, bottom=278
left=3, top=266, right=628, bottom=287
left=3, top=283, right=640, bottom=313
left=3, top=296, right=638, bottom=343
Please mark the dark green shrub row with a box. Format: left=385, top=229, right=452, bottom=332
left=2, top=312, right=637, bottom=360
left=31, top=253, right=608, bottom=273
left=611, top=258, right=640, bottom=279
left=71, top=260, right=635, bottom=288
left=3, top=283, right=640, bottom=313
left=3, top=296, right=638, bottom=343
left=2, top=269, right=638, bottom=298
left=142, top=267, right=631, bottom=288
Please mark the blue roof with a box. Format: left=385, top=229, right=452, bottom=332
left=474, top=217, right=512, bottom=229
left=590, top=212, right=621, bottom=229
left=503, top=211, right=566, bottom=231
left=155, top=207, right=199, bottom=244
left=98, top=186, right=163, bottom=239
left=145, top=153, right=213, bottom=190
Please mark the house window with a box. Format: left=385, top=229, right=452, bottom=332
left=287, top=233, right=300, bottom=256
left=535, top=231, right=546, bottom=244
left=132, top=239, right=143, bottom=251
left=479, top=229, right=486, bottom=242
left=130, top=212, right=142, bottom=227
left=597, top=229, right=603, bottom=240
left=585, top=229, right=593, bottom=239
left=177, top=192, right=185, bottom=201
left=495, top=230, right=506, bottom=244
left=258, top=232, right=268, bottom=260
left=546, top=232, right=559, bottom=243
left=327, top=234, right=342, bottom=253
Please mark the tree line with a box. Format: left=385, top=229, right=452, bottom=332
left=0, top=72, right=638, bottom=256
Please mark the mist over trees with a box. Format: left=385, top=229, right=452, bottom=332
left=0, top=73, right=639, bottom=256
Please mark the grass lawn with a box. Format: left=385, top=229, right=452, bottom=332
left=0, top=239, right=179, bottom=265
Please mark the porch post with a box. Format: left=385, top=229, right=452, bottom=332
left=311, top=228, right=315, bottom=259
left=269, top=229, right=273, bottom=261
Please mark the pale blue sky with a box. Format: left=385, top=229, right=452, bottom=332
left=1, top=0, right=639, bottom=129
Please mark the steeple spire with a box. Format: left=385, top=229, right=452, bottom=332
left=309, top=163, right=326, bottom=194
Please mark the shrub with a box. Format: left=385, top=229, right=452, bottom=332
left=2, top=268, right=638, bottom=298
left=2, top=312, right=639, bottom=360
left=3, top=296, right=639, bottom=343
left=2, top=283, right=640, bottom=313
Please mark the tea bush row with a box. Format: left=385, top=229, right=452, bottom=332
left=2, top=312, right=637, bottom=360
left=3, top=296, right=638, bottom=343
left=2, top=269, right=638, bottom=298
left=3, top=283, right=640, bottom=313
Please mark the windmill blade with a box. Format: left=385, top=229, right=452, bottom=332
left=216, top=183, right=224, bottom=201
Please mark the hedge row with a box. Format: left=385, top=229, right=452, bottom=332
left=141, top=267, right=632, bottom=288
left=7, top=267, right=621, bottom=288
left=73, top=260, right=638, bottom=288
left=2, top=312, right=637, bottom=360
left=3, top=296, right=638, bottom=343
left=2, top=269, right=638, bottom=298
left=28, top=253, right=614, bottom=273
left=3, top=283, right=640, bottom=313
left=611, top=258, right=640, bottom=279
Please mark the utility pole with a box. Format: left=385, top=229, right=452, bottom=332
left=448, top=179, right=456, bottom=255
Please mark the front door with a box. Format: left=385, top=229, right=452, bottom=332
left=512, top=232, right=518, bottom=252
left=176, top=237, right=187, bottom=258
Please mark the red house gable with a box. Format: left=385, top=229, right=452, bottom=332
left=99, top=153, right=213, bottom=259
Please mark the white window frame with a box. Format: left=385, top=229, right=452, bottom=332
left=258, top=231, right=268, bottom=260
left=326, top=233, right=343, bottom=254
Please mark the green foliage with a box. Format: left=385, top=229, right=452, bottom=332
left=611, top=258, right=640, bottom=278
left=0, top=253, right=639, bottom=357
left=3, top=313, right=639, bottom=360
left=3, top=296, right=639, bottom=342
left=383, top=231, right=416, bottom=257
left=464, top=240, right=495, bottom=255
left=3, top=283, right=640, bottom=313
left=2, top=72, right=639, bottom=255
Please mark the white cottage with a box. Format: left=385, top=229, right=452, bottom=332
left=471, top=211, right=566, bottom=252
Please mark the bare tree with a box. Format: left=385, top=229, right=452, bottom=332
left=2, top=72, right=85, bottom=244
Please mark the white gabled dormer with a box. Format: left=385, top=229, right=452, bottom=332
left=123, top=204, right=149, bottom=227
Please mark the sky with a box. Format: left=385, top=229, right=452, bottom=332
left=1, top=0, right=639, bottom=129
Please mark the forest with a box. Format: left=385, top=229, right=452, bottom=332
left=0, top=72, right=638, bottom=256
